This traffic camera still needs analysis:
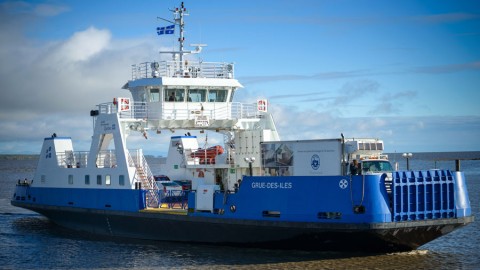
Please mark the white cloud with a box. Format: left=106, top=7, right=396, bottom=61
left=44, top=26, right=111, bottom=64
left=34, top=3, right=70, bottom=17
left=268, top=103, right=480, bottom=152
left=0, top=1, right=69, bottom=17
left=0, top=10, right=170, bottom=154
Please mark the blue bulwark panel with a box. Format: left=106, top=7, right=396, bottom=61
left=392, top=170, right=455, bottom=222
left=13, top=187, right=146, bottom=212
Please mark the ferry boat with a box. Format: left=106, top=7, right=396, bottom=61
left=11, top=3, right=473, bottom=252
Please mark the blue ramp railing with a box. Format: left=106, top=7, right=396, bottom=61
left=392, top=170, right=455, bottom=222
left=159, top=190, right=188, bottom=209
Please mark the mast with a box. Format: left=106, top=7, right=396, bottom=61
left=174, top=1, right=187, bottom=64
left=158, top=2, right=205, bottom=75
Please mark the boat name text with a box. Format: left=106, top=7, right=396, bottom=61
left=251, top=182, right=292, bottom=189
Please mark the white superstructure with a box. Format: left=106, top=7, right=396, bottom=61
left=99, top=2, right=280, bottom=194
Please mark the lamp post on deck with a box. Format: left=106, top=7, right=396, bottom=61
left=402, top=153, right=413, bottom=170
left=244, top=157, right=256, bottom=176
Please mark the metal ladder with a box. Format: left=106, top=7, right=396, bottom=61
left=130, top=150, right=159, bottom=208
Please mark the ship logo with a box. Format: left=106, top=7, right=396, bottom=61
left=311, top=154, right=320, bottom=170
left=339, top=179, right=348, bottom=189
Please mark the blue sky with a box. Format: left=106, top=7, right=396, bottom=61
left=0, top=0, right=479, bottom=155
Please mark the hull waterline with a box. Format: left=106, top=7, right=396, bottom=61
left=12, top=201, right=473, bottom=252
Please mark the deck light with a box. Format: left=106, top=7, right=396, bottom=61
left=402, top=153, right=413, bottom=170
left=244, top=157, right=255, bottom=176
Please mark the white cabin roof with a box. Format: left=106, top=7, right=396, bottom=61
left=123, top=77, right=243, bottom=89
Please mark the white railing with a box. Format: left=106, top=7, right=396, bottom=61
left=96, top=150, right=117, bottom=168
left=56, top=151, right=89, bottom=168
left=97, top=102, right=259, bottom=121
left=131, top=61, right=235, bottom=80
left=129, top=150, right=155, bottom=186
left=152, top=102, right=257, bottom=120
left=56, top=150, right=117, bottom=168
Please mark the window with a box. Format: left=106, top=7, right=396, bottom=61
left=358, top=143, right=364, bottom=150
left=364, top=143, right=371, bottom=150
left=150, top=88, right=160, bottom=102
left=165, top=88, right=185, bottom=102
left=171, top=140, right=181, bottom=147
left=188, top=88, right=206, bottom=102
left=119, top=175, right=125, bottom=186
left=68, top=175, right=73, bottom=185
left=85, top=175, right=90, bottom=185
left=105, top=175, right=111, bottom=186
left=362, top=161, right=393, bottom=173
left=41, top=175, right=46, bottom=183
left=97, top=175, right=102, bottom=185
left=208, top=89, right=227, bottom=102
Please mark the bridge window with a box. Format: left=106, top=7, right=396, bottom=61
left=165, top=88, right=185, bottom=102
left=208, top=89, right=227, bottom=102
left=188, top=88, right=206, bottom=102
left=150, top=88, right=160, bottom=102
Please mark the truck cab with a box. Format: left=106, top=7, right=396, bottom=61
left=360, top=158, right=394, bottom=174
left=345, top=138, right=394, bottom=174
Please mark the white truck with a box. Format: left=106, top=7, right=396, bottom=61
left=260, top=137, right=393, bottom=176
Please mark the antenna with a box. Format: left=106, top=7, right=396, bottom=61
left=173, top=1, right=188, bottom=63
left=157, top=2, right=207, bottom=75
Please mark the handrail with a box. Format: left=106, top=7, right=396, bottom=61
left=129, top=150, right=159, bottom=208
left=131, top=61, right=235, bottom=80
left=56, top=151, right=89, bottom=168
left=97, top=101, right=260, bottom=120
left=158, top=190, right=188, bottom=209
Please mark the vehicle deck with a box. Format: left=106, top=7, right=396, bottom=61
left=140, top=206, right=188, bottom=215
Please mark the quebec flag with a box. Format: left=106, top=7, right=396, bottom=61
left=157, top=25, right=175, bottom=35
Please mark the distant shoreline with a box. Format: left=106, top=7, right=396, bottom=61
left=0, top=155, right=39, bottom=160
left=1, top=151, right=478, bottom=161
left=0, top=154, right=161, bottom=160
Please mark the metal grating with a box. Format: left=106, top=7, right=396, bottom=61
left=392, top=170, right=456, bottom=221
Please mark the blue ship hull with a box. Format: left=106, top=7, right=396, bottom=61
left=11, top=171, right=474, bottom=252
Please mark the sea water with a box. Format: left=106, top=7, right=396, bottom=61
left=1, top=153, right=479, bottom=270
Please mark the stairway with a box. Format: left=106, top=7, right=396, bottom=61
left=136, top=165, right=159, bottom=208
left=130, top=150, right=159, bottom=208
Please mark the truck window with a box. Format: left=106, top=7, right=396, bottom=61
left=362, top=161, right=393, bottom=173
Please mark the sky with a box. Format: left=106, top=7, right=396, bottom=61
left=0, top=0, right=479, bottom=156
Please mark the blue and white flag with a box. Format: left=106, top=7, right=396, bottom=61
left=157, top=25, right=175, bottom=35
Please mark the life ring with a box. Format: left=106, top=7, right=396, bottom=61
left=198, top=170, right=204, bottom=178
left=113, top=98, right=117, bottom=105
